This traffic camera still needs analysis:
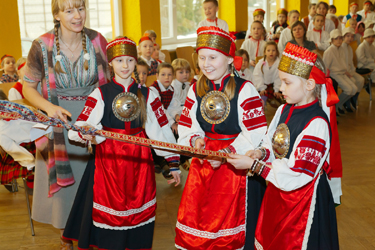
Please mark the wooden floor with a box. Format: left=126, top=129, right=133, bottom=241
left=0, top=87, right=374, bottom=250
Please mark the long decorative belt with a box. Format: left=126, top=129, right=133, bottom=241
left=0, top=100, right=228, bottom=161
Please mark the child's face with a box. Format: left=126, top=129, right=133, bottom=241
left=350, top=21, right=357, bottom=30
left=365, top=35, right=375, bottom=44
left=55, top=5, right=86, bottom=33
left=251, top=22, right=263, bottom=39
left=292, top=24, right=305, bottom=39
left=110, top=56, right=136, bottom=80
left=277, top=14, right=287, bottom=25
left=317, top=5, right=327, bottom=16
left=152, top=44, right=160, bottom=60
left=240, top=54, right=249, bottom=71
left=289, top=13, right=300, bottom=26
left=309, top=5, right=317, bottom=16
left=313, top=16, right=325, bottom=30
left=198, top=48, right=233, bottom=82
left=2, top=57, right=16, bottom=74
left=254, top=15, right=264, bottom=23
left=328, top=8, right=336, bottom=14
left=203, top=2, right=218, bottom=20
left=350, top=5, right=358, bottom=14
left=139, top=40, right=154, bottom=59
left=265, top=45, right=277, bottom=60
left=157, top=68, right=173, bottom=89
left=175, top=69, right=190, bottom=83
left=364, top=4, right=370, bottom=12
left=332, top=36, right=343, bottom=47
left=279, top=71, right=312, bottom=105
left=137, top=65, right=148, bottom=85
left=344, top=33, right=354, bottom=44
left=358, top=24, right=365, bottom=34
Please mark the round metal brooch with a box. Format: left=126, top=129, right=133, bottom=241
left=272, top=123, right=291, bottom=159
left=112, top=92, right=140, bottom=122
left=200, top=90, right=230, bottom=125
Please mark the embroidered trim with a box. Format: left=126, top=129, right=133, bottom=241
left=93, top=197, right=156, bottom=217
left=36, top=38, right=52, bottom=102
left=176, top=221, right=245, bottom=239
left=57, top=95, right=88, bottom=101
left=93, top=216, right=155, bottom=231
left=255, top=238, right=264, bottom=250
left=175, top=244, right=244, bottom=250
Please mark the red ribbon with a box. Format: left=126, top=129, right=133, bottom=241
left=233, top=56, right=243, bottom=71
left=18, top=62, right=26, bottom=71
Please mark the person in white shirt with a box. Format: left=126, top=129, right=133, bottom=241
left=356, top=29, right=375, bottom=83
left=326, top=13, right=342, bottom=32
left=308, top=2, right=335, bottom=34
left=301, top=3, right=316, bottom=28
left=245, top=9, right=265, bottom=40
left=357, top=1, right=375, bottom=22
left=324, top=29, right=358, bottom=115
left=252, top=41, right=282, bottom=108
left=171, top=58, right=191, bottom=112
left=235, top=49, right=252, bottom=81
left=342, top=27, right=365, bottom=111
left=341, top=2, right=362, bottom=30
left=138, top=36, right=159, bottom=75
left=306, top=14, right=330, bottom=51
left=278, top=10, right=300, bottom=54
left=144, top=30, right=166, bottom=62
left=240, top=21, right=266, bottom=80
left=197, top=0, right=229, bottom=32
left=267, top=8, right=289, bottom=43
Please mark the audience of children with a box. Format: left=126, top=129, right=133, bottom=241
left=7, top=57, right=27, bottom=101
left=253, top=41, right=282, bottom=108
left=356, top=29, right=375, bottom=84
left=324, top=29, right=359, bottom=115
left=289, top=21, right=317, bottom=52
left=136, top=59, right=149, bottom=87
left=245, top=8, right=266, bottom=40
left=144, top=30, right=166, bottom=62
left=302, top=4, right=316, bottom=28
left=342, top=3, right=362, bottom=30
left=268, top=8, right=288, bottom=43
left=138, top=36, right=159, bottom=75
left=307, top=14, right=331, bottom=51
left=342, top=27, right=365, bottom=111
left=197, top=0, right=229, bottom=32
left=0, top=55, right=18, bottom=83
left=308, top=2, right=336, bottom=34
left=278, top=10, right=300, bottom=54
left=235, top=49, right=252, bottom=81
left=357, top=1, right=374, bottom=22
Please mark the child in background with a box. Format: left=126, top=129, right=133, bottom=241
left=8, top=57, right=27, bottom=101
left=235, top=49, right=251, bottom=81
left=138, top=36, right=158, bottom=75
left=245, top=9, right=266, bottom=40
left=253, top=41, right=282, bottom=108
left=357, top=1, right=375, bottom=22
left=342, top=27, right=364, bottom=111
left=356, top=29, right=375, bottom=85
left=338, top=15, right=344, bottom=24
left=152, top=43, right=163, bottom=63
left=144, top=30, right=166, bottom=61
left=308, top=2, right=335, bottom=34
left=240, top=21, right=266, bottom=80
left=268, top=8, right=288, bottom=43
left=278, top=10, right=300, bottom=54
left=342, top=2, right=362, bottom=30
left=63, top=37, right=181, bottom=250
left=197, top=0, right=229, bottom=32
left=191, top=62, right=200, bottom=85
left=302, top=4, right=316, bottom=28
left=326, top=13, right=341, bottom=30
left=355, top=21, right=365, bottom=45
left=0, top=55, right=18, bottom=83
left=307, top=14, right=331, bottom=51
left=364, top=19, right=375, bottom=30
left=328, top=4, right=337, bottom=14
left=324, top=29, right=358, bottom=115
left=136, top=59, right=149, bottom=87
left=171, top=58, right=191, bottom=111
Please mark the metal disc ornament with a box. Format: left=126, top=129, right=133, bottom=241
left=272, top=123, right=291, bottom=159
left=112, top=92, right=140, bottom=122
left=200, top=90, right=230, bottom=124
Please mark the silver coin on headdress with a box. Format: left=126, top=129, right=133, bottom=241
left=272, top=123, right=290, bottom=159
left=112, top=92, right=140, bottom=122
left=200, top=90, right=230, bottom=124
left=276, top=26, right=284, bottom=35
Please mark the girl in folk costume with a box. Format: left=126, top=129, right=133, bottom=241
left=62, top=37, right=181, bottom=250
left=228, top=43, right=342, bottom=250
left=175, top=26, right=267, bottom=250
left=138, top=36, right=158, bottom=76
left=253, top=42, right=282, bottom=108
left=8, top=57, right=27, bottom=101
left=241, top=21, right=267, bottom=81
left=267, top=8, right=288, bottom=43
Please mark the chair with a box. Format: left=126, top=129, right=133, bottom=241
left=146, top=75, right=157, bottom=87
left=23, top=176, right=35, bottom=236
left=236, top=39, right=244, bottom=50
left=161, top=49, right=171, bottom=63
left=351, top=41, right=372, bottom=101
left=255, top=56, right=264, bottom=65
left=0, top=82, right=16, bottom=97
left=176, top=46, right=195, bottom=69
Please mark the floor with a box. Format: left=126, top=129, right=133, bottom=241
left=0, top=87, right=374, bottom=250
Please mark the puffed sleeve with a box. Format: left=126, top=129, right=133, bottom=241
left=8, top=88, right=23, bottom=101
left=68, top=88, right=106, bottom=144
left=177, top=85, right=205, bottom=147
left=225, top=82, right=267, bottom=155
left=252, top=59, right=266, bottom=91
left=145, top=90, right=180, bottom=163
left=260, top=116, right=330, bottom=191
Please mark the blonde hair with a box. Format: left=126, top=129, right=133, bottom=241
left=288, top=9, right=300, bottom=17
left=171, top=58, right=191, bottom=74
left=261, top=41, right=279, bottom=74
left=15, top=57, right=27, bottom=70
left=144, top=30, right=157, bottom=39
left=52, top=0, right=88, bottom=74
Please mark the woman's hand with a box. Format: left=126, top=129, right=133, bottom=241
left=167, top=171, right=181, bottom=187
left=245, top=149, right=262, bottom=159
left=260, top=90, right=266, bottom=96
left=45, top=104, right=72, bottom=123
left=226, top=153, right=254, bottom=170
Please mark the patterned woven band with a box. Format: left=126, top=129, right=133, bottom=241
left=107, top=43, right=137, bottom=63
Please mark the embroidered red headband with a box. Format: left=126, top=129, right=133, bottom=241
left=17, top=62, right=26, bottom=71
left=106, top=37, right=138, bottom=63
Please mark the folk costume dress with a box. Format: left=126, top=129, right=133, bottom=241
left=175, top=27, right=268, bottom=250
left=252, top=43, right=341, bottom=250
left=63, top=38, right=180, bottom=250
